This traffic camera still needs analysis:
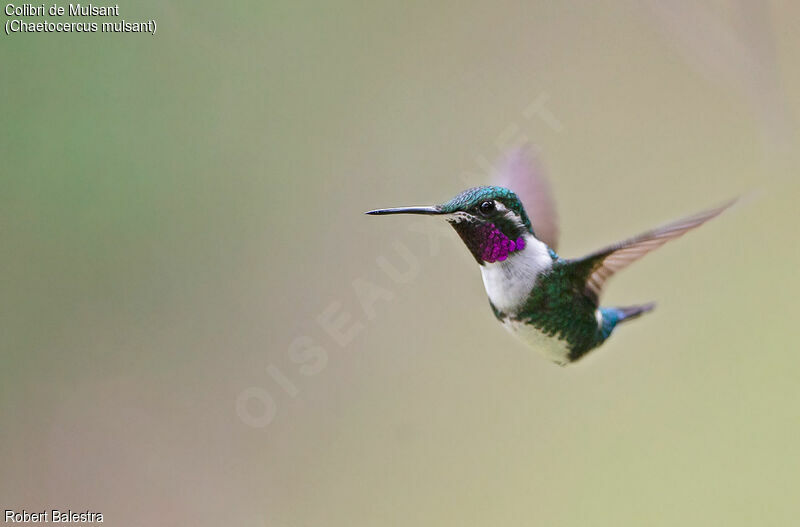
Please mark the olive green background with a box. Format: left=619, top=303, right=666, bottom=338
left=2, top=1, right=799, bottom=525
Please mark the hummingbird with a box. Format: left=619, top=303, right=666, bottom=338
left=366, top=148, right=733, bottom=366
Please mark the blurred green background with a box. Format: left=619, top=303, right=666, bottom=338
left=2, top=1, right=799, bottom=525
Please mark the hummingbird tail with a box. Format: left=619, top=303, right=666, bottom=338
left=599, top=302, right=656, bottom=339
left=613, top=302, right=656, bottom=322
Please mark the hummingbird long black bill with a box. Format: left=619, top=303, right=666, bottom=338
left=365, top=206, right=443, bottom=215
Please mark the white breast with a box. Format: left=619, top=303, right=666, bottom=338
left=479, top=233, right=553, bottom=313
left=479, top=233, right=573, bottom=364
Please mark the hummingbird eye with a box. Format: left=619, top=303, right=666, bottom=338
left=479, top=200, right=496, bottom=215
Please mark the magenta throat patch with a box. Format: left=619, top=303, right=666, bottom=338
left=476, top=223, right=526, bottom=263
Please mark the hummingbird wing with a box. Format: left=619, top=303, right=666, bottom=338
left=493, top=146, right=560, bottom=250
left=567, top=200, right=735, bottom=305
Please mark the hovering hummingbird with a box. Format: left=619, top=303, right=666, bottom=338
left=367, top=148, right=733, bottom=366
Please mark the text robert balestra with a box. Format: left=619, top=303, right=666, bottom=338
left=4, top=510, right=104, bottom=523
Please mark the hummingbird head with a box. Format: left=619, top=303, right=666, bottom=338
left=367, top=186, right=534, bottom=264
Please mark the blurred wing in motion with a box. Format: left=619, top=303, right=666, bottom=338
left=493, top=146, right=560, bottom=250
left=567, top=199, right=736, bottom=305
